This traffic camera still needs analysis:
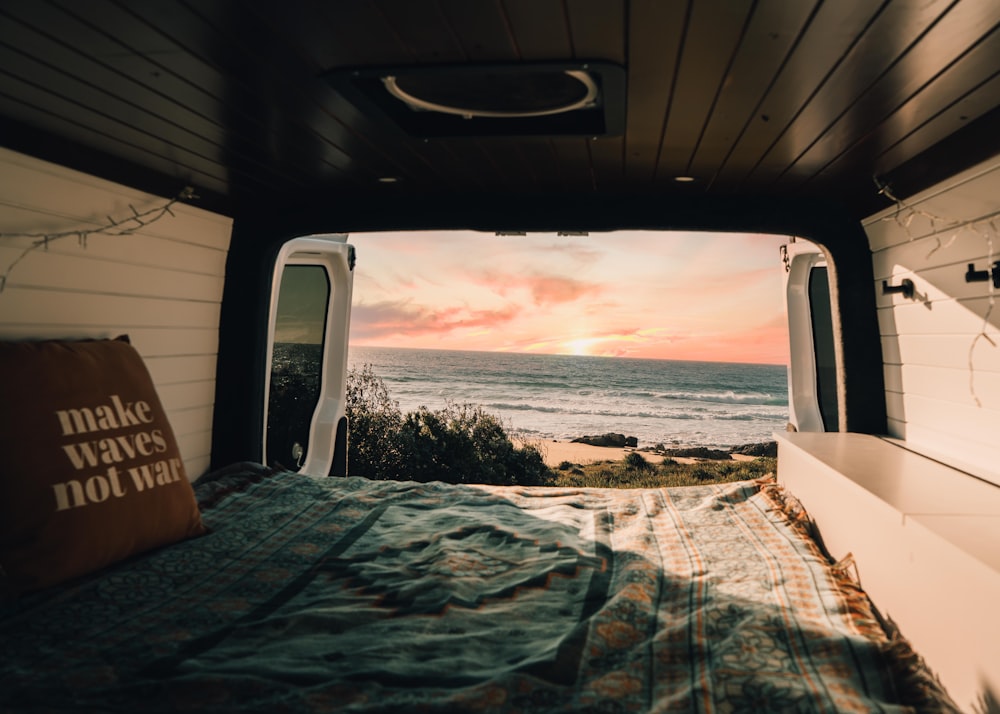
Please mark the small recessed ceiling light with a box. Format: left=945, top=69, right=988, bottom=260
left=377, top=176, right=399, bottom=183
left=674, top=175, right=696, bottom=183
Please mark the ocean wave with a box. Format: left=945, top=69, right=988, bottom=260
left=655, top=390, right=786, bottom=406
left=413, top=397, right=786, bottom=427
left=483, top=402, right=732, bottom=421
left=504, top=380, right=573, bottom=390
left=485, top=402, right=564, bottom=414
left=716, top=413, right=787, bottom=421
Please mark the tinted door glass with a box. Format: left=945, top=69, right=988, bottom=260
left=808, top=266, right=838, bottom=430
left=266, top=265, right=330, bottom=469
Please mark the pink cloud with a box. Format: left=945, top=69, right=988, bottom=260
left=350, top=300, right=521, bottom=340
left=478, top=272, right=604, bottom=306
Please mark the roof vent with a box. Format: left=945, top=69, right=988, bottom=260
left=327, top=62, right=625, bottom=138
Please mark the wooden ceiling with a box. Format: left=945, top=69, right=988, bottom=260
left=1, top=0, right=998, bottom=222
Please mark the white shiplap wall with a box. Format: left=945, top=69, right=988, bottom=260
left=864, top=154, right=1000, bottom=486
left=0, top=148, right=232, bottom=481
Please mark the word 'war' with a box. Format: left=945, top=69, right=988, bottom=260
left=52, top=459, right=184, bottom=511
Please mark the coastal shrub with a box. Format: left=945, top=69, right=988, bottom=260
left=623, top=451, right=652, bottom=472
left=346, top=366, right=548, bottom=486
left=689, top=466, right=716, bottom=482
left=724, top=459, right=776, bottom=481
left=595, top=467, right=621, bottom=487
left=715, top=462, right=738, bottom=477
left=557, top=460, right=574, bottom=471
left=402, top=404, right=550, bottom=486
left=345, top=364, right=405, bottom=480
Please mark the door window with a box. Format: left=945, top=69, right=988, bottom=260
left=808, top=266, right=838, bottom=430
left=266, top=265, right=330, bottom=470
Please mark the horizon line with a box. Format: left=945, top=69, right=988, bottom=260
left=347, top=342, right=788, bottom=368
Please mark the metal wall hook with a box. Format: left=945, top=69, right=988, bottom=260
left=882, top=278, right=914, bottom=299
left=965, top=261, right=1000, bottom=288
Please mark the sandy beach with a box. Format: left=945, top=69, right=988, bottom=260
left=524, top=439, right=759, bottom=467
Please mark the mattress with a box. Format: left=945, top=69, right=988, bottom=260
left=0, top=465, right=950, bottom=712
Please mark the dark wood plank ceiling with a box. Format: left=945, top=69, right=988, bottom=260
left=0, top=0, right=998, bottom=221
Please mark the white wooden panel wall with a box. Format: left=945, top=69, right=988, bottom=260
left=864, top=154, right=1000, bottom=486
left=0, top=148, right=232, bottom=480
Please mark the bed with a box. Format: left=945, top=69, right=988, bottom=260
left=1, top=464, right=952, bottom=713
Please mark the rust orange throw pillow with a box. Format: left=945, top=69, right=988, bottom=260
left=0, top=337, right=205, bottom=593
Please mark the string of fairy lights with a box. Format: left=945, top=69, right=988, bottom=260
left=874, top=176, right=999, bottom=407
left=0, top=186, right=196, bottom=293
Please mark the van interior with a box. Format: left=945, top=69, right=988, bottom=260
left=0, top=2, right=998, bottom=711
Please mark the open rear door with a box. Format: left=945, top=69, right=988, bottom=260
left=783, top=239, right=838, bottom=432
left=263, top=235, right=354, bottom=476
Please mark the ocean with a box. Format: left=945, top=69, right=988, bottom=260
left=347, top=346, right=788, bottom=449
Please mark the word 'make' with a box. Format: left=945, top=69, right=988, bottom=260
left=56, top=394, right=154, bottom=436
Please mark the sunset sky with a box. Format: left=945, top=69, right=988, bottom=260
left=346, top=230, right=792, bottom=365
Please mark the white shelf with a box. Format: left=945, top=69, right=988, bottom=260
left=775, top=431, right=1000, bottom=713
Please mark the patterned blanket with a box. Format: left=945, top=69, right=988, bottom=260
left=1, top=467, right=930, bottom=712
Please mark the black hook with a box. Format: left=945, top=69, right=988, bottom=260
left=965, top=262, right=1000, bottom=288
left=882, top=279, right=914, bottom=299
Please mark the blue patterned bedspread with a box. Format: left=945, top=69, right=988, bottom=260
left=1, top=467, right=913, bottom=712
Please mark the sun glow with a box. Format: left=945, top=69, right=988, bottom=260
left=564, top=338, right=594, bottom=356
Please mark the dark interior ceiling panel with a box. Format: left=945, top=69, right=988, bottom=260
left=654, top=0, right=755, bottom=182
left=687, top=0, right=817, bottom=186
left=0, top=0, right=997, bottom=221
left=764, top=0, right=984, bottom=188
left=566, top=0, right=626, bottom=65
left=710, top=1, right=880, bottom=192
left=815, top=25, right=1000, bottom=189
left=623, top=0, right=686, bottom=184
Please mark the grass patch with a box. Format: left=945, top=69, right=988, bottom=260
left=544, top=455, right=777, bottom=489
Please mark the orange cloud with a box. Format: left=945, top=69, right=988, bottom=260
left=351, top=301, right=521, bottom=340
left=478, top=272, right=604, bottom=306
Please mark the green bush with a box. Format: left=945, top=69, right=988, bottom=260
left=345, top=364, right=405, bottom=480
left=623, top=451, right=652, bottom=472
left=689, top=466, right=716, bottom=482
left=346, top=365, right=549, bottom=486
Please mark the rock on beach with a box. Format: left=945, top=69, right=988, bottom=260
left=571, top=433, right=638, bottom=448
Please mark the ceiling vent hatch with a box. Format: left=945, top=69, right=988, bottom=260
left=328, top=62, right=625, bottom=138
